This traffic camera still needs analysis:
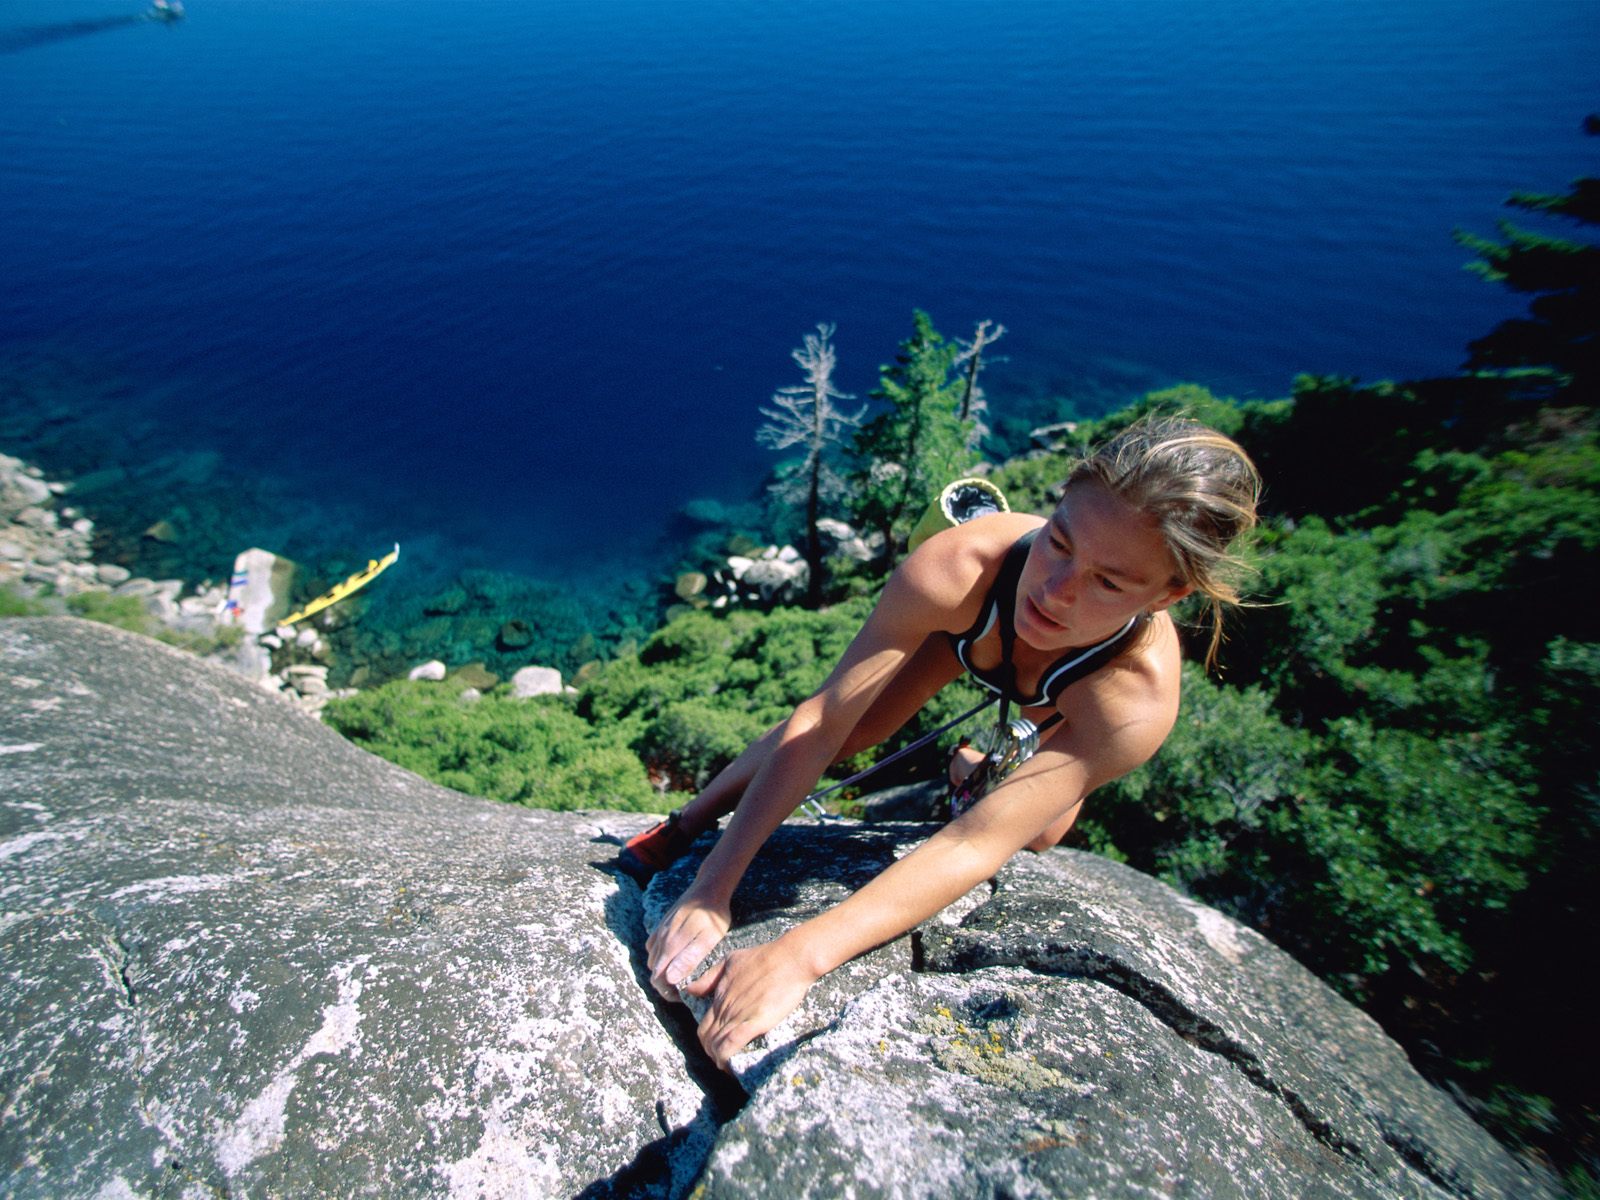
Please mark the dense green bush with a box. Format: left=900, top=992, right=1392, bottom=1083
left=0, top=584, right=48, bottom=618
left=323, top=681, right=669, bottom=813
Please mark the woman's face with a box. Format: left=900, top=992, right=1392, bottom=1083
left=1014, top=480, right=1192, bottom=651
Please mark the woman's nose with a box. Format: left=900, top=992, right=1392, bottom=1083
left=1049, top=562, right=1079, bottom=603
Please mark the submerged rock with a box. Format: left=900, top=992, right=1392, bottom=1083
left=450, top=661, right=500, bottom=690
left=496, top=618, right=534, bottom=650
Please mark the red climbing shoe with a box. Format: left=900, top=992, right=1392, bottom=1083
left=616, top=810, right=696, bottom=882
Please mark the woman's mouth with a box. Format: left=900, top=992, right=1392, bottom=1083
left=1025, top=594, right=1067, bottom=632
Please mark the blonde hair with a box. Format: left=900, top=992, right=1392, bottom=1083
left=1064, top=415, right=1261, bottom=670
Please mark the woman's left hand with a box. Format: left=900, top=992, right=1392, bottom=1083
left=682, top=936, right=820, bottom=1070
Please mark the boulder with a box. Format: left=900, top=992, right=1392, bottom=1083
left=655, top=833, right=1550, bottom=1200
left=738, top=557, right=808, bottom=605
left=408, top=659, right=447, bottom=682
left=815, top=518, right=875, bottom=563
left=0, top=469, right=51, bottom=519
left=0, top=619, right=1550, bottom=1200
left=511, top=665, right=563, bottom=699
left=0, top=619, right=718, bottom=1200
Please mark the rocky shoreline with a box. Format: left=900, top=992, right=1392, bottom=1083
left=0, top=448, right=349, bottom=717
left=1, top=447, right=583, bottom=716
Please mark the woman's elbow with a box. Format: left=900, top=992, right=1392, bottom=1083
left=1023, top=803, right=1084, bottom=853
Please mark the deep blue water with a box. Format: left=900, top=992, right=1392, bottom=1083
left=2, top=0, right=1596, bottom=584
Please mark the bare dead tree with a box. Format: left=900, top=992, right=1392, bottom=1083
left=955, top=319, right=1006, bottom=447
left=757, top=323, right=866, bottom=605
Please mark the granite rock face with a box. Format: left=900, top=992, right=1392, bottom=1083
left=0, top=618, right=713, bottom=1200
left=676, top=847, right=1550, bottom=1200
left=2, top=618, right=1550, bottom=1199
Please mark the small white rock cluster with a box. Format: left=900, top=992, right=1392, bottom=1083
left=256, top=624, right=359, bottom=719
left=406, top=659, right=567, bottom=700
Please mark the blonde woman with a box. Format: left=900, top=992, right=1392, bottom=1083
left=627, top=416, right=1262, bottom=1068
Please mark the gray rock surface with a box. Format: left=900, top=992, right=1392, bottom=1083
left=649, top=837, right=1551, bottom=1200
left=1, top=618, right=714, bottom=1199
left=2, top=617, right=1551, bottom=1199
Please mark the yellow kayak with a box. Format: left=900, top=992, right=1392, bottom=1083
left=279, top=544, right=399, bottom=627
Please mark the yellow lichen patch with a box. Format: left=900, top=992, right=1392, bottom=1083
left=914, top=1007, right=1069, bottom=1092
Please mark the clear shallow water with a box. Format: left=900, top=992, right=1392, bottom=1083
left=2, top=0, right=1596, bottom=585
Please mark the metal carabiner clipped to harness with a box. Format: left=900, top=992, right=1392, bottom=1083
left=948, top=713, right=1049, bottom=819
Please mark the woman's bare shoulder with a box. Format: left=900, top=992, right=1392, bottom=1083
left=897, top=511, right=1044, bottom=604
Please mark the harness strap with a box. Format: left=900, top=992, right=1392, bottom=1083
left=800, top=694, right=999, bottom=818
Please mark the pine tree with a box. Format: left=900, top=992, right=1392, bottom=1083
left=757, top=324, right=864, bottom=606
left=954, top=319, right=1006, bottom=449
left=849, top=311, right=974, bottom=572
left=1454, top=114, right=1599, bottom=404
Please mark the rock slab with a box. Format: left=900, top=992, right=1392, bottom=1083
left=0, top=618, right=710, bottom=1200
left=1, top=617, right=1552, bottom=1200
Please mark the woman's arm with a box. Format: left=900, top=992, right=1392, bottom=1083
left=646, top=533, right=995, bottom=998
left=686, top=663, right=1176, bottom=1068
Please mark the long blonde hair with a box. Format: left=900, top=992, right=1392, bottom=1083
left=1065, top=415, right=1262, bottom=669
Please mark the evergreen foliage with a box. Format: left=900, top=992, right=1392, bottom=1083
left=1454, top=114, right=1599, bottom=401
left=849, top=311, right=976, bottom=571
left=323, top=681, right=668, bottom=812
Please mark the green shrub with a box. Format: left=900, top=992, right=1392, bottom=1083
left=323, top=682, right=670, bottom=813
left=65, top=591, right=156, bottom=635
left=0, top=585, right=48, bottom=618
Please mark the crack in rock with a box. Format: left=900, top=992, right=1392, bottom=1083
left=1382, top=1126, right=1477, bottom=1200
left=99, top=928, right=139, bottom=1008
left=921, top=930, right=1369, bottom=1166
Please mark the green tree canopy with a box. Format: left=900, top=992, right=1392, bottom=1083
left=1455, top=114, right=1599, bottom=402
left=849, top=311, right=975, bottom=571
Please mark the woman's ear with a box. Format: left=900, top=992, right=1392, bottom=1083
left=1147, top=582, right=1194, bottom=614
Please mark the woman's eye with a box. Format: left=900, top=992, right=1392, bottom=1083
left=1099, top=576, right=1121, bottom=593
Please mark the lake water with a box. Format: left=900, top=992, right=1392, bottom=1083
left=2, top=0, right=1595, bottom=588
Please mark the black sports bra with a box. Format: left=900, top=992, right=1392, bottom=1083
left=947, top=529, right=1145, bottom=709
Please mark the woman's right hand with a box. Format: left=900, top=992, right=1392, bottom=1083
left=646, top=889, right=732, bottom=1001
